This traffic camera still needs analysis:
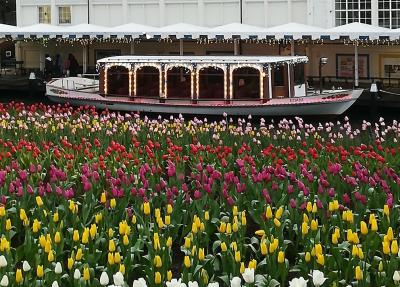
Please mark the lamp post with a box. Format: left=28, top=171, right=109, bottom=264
left=319, top=57, right=328, bottom=94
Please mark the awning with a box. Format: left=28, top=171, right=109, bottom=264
left=265, top=22, right=325, bottom=40
left=58, top=23, right=107, bottom=38
left=14, top=24, right=64, bottom=38
left=326, top=22, right=392, bottom=40
left=209, top=23, right=267, bottom=39
left=146, top=23, right=210, bottom=39
left=105, top=23, right=156, bottom=39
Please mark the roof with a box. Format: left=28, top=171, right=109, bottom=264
left=264, top=22, right=325, bottom=40
left=147, top=23, right=209, bottom=39
left=209, top=23, right=268, bottom=38
left=97, top=55, right=309, bottom=65
left=105, top=23, right=156, bottom=38
left=326, top=22, right=393, bottom=40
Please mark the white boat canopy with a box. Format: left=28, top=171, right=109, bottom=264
left=1, top=22, right=399, bottom=40
left=264, top=22, right=326, bottom=40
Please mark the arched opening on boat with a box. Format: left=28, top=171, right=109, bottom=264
left=136, top=66, right=160, bottom=98
left=166, top=67, right=192, bottom=99
left=198, top=67, right=225, bottom=99
left=107, top=66, right=130, bottom=96
left=232, top=67, right=260, bottom=99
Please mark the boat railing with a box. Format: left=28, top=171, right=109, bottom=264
left=59, top=78, right=99, bottom=91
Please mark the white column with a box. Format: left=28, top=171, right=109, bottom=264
left=159, top=0, right=165, bottom=26
left=82, top=45, right=87, bottom=74
left=122, top=0, right=128, bottom=24
left=354, top=43, right=359, bottom=87
left=130, top=42, right=135, bottom=55
left=268, top=65, right=272, bottom=99
left=287, top=0, right=293, bottom=23
left=306, top=0, right=312, bottom=25
left=371, top=0, right=379, bottom=26
left=16, top=0, right=22, bottom=26
left=264, top=0, right=269, bottom=27
left=198, top=0, right=205, bottom=26
left=287, top=63, right=292, bottom=97
left=51, top=0, right=57, bottom=25
left=179, top=39, right=184, bottom=56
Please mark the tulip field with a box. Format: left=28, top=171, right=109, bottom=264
left=0, top=102, right=400, bottom=287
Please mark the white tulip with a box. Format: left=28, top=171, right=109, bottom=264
left=188, top=281, right=199, bottom=287
left=230, top=276, right=241, bottom=287
left=73, top=269, right=81, bottom=279
left=289, top=277, right=308, bottom=287
left=242, top=268, right=255, bottom=284
left=311, top=270, right=327, bottom=287
left=166, top=278, right=187, bottom=287
left=0, top=275, right=9, bottom=287
left=54, top=262, right=62, bottom=274
left=0, top=256, right=7, bottom=268
left=393, top=270, right=400, bottom=285
left=207, top=283, right=219, bottom=287
left=51, top=281, right=59, bottom=287
left=113, top=272, right=125, bottom=286
left=100, top=271, right=109, bottom=286
left=22, top=261, right=31, bottom=272
left=132, top=278, right=147, bottom=287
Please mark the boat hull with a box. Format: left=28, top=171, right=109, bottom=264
left=46, top=79, right=362, bottom=116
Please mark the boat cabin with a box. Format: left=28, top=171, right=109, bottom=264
left=97, top=55, right=308, bottom=103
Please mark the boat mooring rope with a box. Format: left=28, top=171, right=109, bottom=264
left=380, top=90, right=400, bottom=97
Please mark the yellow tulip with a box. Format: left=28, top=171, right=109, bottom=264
left=241, top=212, right=247, bottom=226
left=155, top=272, right=162, bottom=284
left=5, top=219, right=11, bottom=231
left=154, top=255, right=162, bottom=268
left=221, top=242, right=227, bottom=252
left=231, top=241, right=238, bottom=251
left=68, top=257, right=74, bottom=270
left=360, top=221, right=368, bottom=235
left=315, top=244, right=323, bottom=256
left=131, top=214, right=137, bottom=224
left=184, top=256, right=191, bottom=268
left=167, top=204, right=173, bottom=215
left=90, top=224, right=97, bottom=239
left=255, top=230, right=265, bottom=236
left=37, top=265, right=44, bottom=278
left=383, top=241, right=390, bottom=255
left=305, top=252, right=311, bottom=262
left=219, top=222, right=226, bottom=233
left=273, top=218, right=281, bottom=227
left=277, top=251, right=285, bottom=263
left=312, top=203, right=317, bottom=213
left=100, top=192, right=107, bottom=203
left=155, top=208, right=161, bottom=219
left=191, top=222, right=198, bottom=234
left=76, top=248, right=83, bottom=261
left=265, top=206, right=273, bottom=219
left=109, top=239, right=116, bottom=252
left=166, top=237, right=172, bottom=248
left=119, top=264, right=125, bottom=275
left=378, top=261, right=384, bottom=272
left=143, top=202, right=150, bottom=215
left=44, top=240, right=52, bottom=253
left=311, top=219, right=318, bottom=231
left=384, top=204, right=390, bottom=216
left=83, top=267, right=90, bottom=281
left=328, top=202, right=334, bottom=212
left=316, top=254, right=325, bottom=266
left=332, top=233, right=338, bottom=245
left=53, top=212, right=59, bottom=223
left=391, top=240, right=399, bottom=255
left=15, top=268, right=23, bottom=283
left=301, top=222, right=309, bottom=235
left=0, top=206, right=5, bottom=217
left=95, top=213, right=102, bottom=223
left=110, top=198, right=116, bottom=209
left=73, top=230, right=79, bottom=242
left=123, top=235, right=129, bottom=246
left=114, top=252, right=121, bottom=264
left=48, top=250, right=54, bottom=262
left=199, top=248, right=205, bottom=261
left=108, top=252, right=114, bottom=265
left=167, top=270, right=172, bottom=281
left=355, top=266, right=363, bottom=280
left=306, top=202, right=312, bottom=213
left=358, top=248, right=364, bottom=259
left=165, top=215, right=171, bottom=225
left=275, top=207, right=283, bottom=219
left=261, top=241, right=268, bottom=255
left=240, top=262, right=245, bottom=274
left=248, top=259, right=257, bottom=269
left=387, top=227, right=394, bottom=241
left=204, top=211, right=209, bottom=221
left=184, top=237, right=191, bottom=249
left=351, top=245, right=358, bottom=257
left=303, top=214, right=309, bottom=223
left=82, top=228, right=89, bottom=244
left=371, top=219, right=378, bottom=232
left=36, top=196, right=43, bottom=207
left=226, top=223, right=232, bottom=234
left=19, top=208, right=27, bottom=221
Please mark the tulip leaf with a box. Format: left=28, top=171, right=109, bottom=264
left=267, top=278, right=280, bottom=287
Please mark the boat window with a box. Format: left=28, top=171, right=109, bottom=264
left=232, top=67, right=260, bottom=99
left=167, top=67, right=191, bottom=99
left=294, top=63, right=305, bottom=85
left=198, top=67, right=225, bottom=100
left=136, top=66, right=160, bottom=98
left=107, top=66, right=129, bottom=96
left=274, top=67, right=285, bottom=86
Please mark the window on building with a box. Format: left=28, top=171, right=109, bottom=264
left=378, top=0, right=400, bottom=28
left=38, top=6, right=51, bottom=24
left=59, top=6, right=71, bottom=24
left=335, top=0, right=372, bottom=26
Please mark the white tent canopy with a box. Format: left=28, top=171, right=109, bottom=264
left=58, top=23, right=107, bottom=38
left=0, top=21, right=399, bottom=40
left=147, top=23, right=209, bottom=39
left=209, top=23, right=267, bottom=39
left=265, top=22, right=325, bottom=40
left=326, top=22, right=393, bottom=40
left=105, top=23, right=156, bottom=38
